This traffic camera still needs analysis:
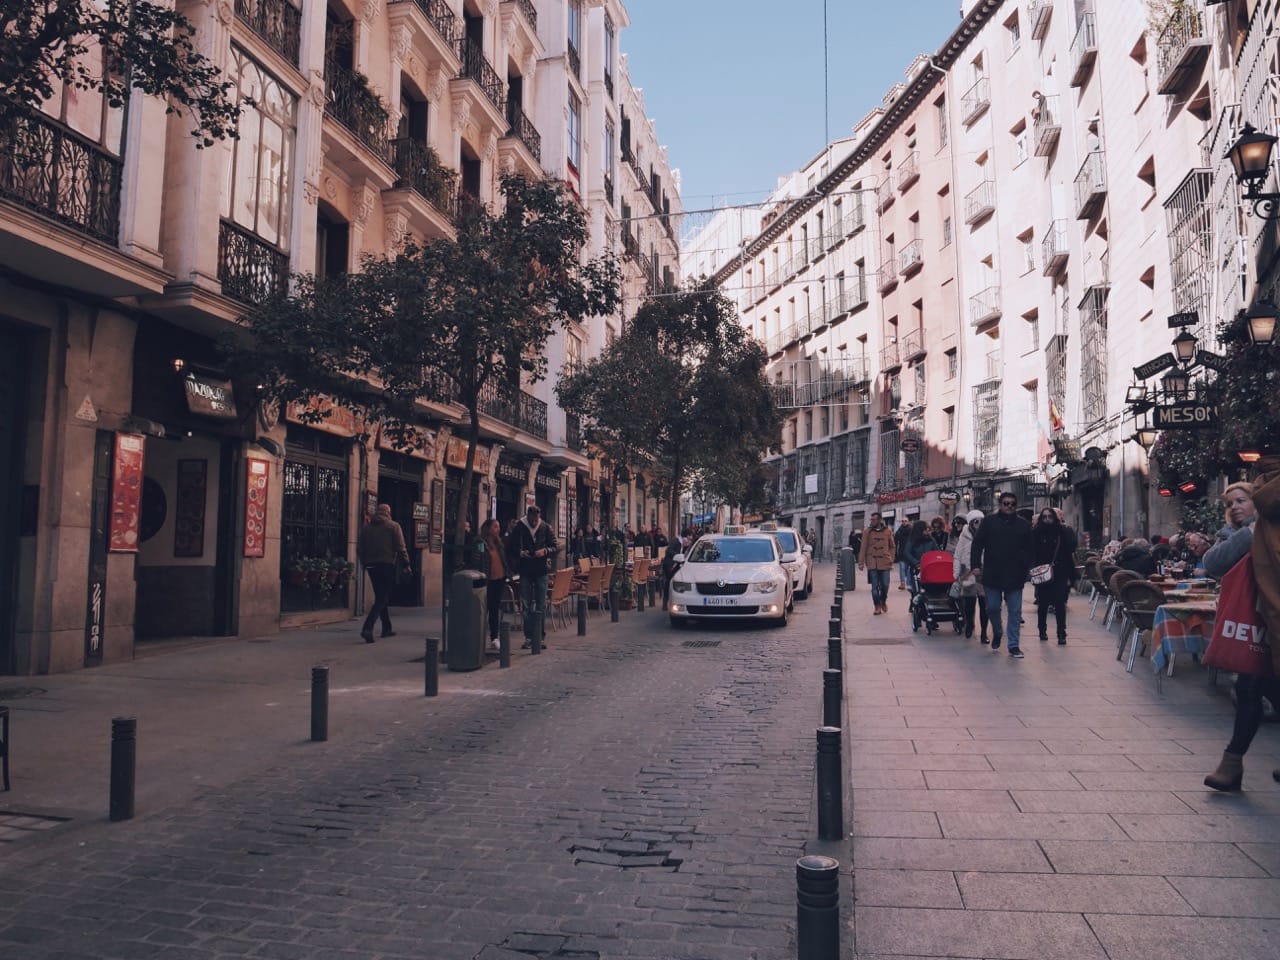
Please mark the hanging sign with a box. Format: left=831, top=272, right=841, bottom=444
left=1197, top=349, right=1229, bottom=373
left=1152, top=402, right=1218, bottom=429
left=938, top=488, right=960, bottom=505
left=1167, top=311, right=1199, bottom=328
left=108, top=433, right=145, bottom=553
left=243, top=458, right=269, bottom=557
left=1133, top=353, right=1177, bottom=380
left=1025, top=482, right=1050, bottom=497
left=183, top=372, right=238, bottom=419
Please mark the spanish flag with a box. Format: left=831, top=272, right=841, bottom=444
left=1048, top=399, right=1065, bottom=434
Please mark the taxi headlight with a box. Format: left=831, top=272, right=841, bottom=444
left=753, top=580, right=780, bottom=594
left=671, top=580, right=692, bottom=593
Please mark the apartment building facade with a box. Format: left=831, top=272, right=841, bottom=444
left=710, top=0, right=1267, bottom=552
left=0, top=0, right=679, bottom=675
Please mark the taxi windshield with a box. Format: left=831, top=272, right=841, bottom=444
left=773, top=531, right=799, bottom=553
left=688, top=538, right=776, bottom=563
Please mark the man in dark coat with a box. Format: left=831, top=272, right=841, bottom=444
left=894, top=519, right=912, bottom=590
left=506, top=506, right=559, bottom=648
left=970, top=492, right=1033, bottom=657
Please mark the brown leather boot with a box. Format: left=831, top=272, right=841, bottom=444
left=1204, top=751, right=1244, bottom=792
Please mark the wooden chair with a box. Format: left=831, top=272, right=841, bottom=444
left=601, top=563, right=616, bottom=611
left=1084, top=559, right=1106, bottom=619
left=631, top=558, right=650, bottom=606
left=1108, top=569, right=1142, bottom=652
left=1099, top=563, right=1122, bottom=627
left=570, top=565, right=604, bottom=613
left=1118, top=580, right=1168, bottom=673
left=547, top=568, right=574, bottom=630
left=577, top=558, right=591, bottom=574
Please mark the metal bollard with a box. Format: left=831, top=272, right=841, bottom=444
left=109, top=716, right=136, bottom=822
left=796, top=854, right=841, bottom=960
left=827, top=635, right=842, bottom=672
left=648, top=579, right=657, bottom=606
left=610, top=588, right=619, bottom=623
left=311, top=666, right=329, bottom=742
left=830, top=603, right=841, bottom=621
left=636, top=581, right=645, bottom=612
left=531, top=608, right=543, bottom=655
left=823, top=669, right=842, bottom=728
left=828, top=617, right=841, bottom=639
left=424, top=638, right=439, bottom=696
left=816, top=726, right=844, bottom=841
left=577, top=595, right=587, bottom=636
left=499, top=620, right=511, bottom=667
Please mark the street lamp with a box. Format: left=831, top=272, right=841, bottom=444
left=1134, top=427, right=1159, bottom=451
left=1245, top=299, right=1278, bottom=346
left=1239, top=449, right=1263, bottom=464
left=1172, top=330, right=1198, bottom=364
left=1125, top=383, right=1148, bottom=404
left=1161, top=369, right=1190, bottom=399
left=1227, top=122, right=1280, bottom=218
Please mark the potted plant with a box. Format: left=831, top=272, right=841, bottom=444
left=286, top=557, right=308, bottom=587
left=303, top=557, right=325, bottom=585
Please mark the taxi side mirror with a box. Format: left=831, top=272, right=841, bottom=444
left=802, top=545, right=813, bottom=555
left=673, top=554, right=686, bottom=565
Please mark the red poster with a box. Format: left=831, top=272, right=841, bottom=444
left=108, top=433, right=145, bottom=553
left=244, top=458, right=270, bottom=558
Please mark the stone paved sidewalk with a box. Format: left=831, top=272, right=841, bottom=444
left=844, top=582, right=1280, bottom=959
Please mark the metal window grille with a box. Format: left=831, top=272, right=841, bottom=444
left=1163, top=168, right=1214, bottom=345
left=972, top=380, right=1001, bottom=473
left=1079, top=285, right=1109, bottom=424
left=879, top=426, right=900, bottom=488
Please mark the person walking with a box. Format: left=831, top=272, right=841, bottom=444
left=946, top=515, right=966, bottom=553
left=1031, top=507, right=1078, bottom=645
left=859, top=512, right=897, bottom=615
left=357, top=503, right=409, bottom=644
left=480, top=518, right=508, bottom=653
left=507, top=505, right=559, bottom=650
left=1251, top=458, right=1280, bottom=786
left=894, top=518, right=912, bottom=590
left=929, top=517, right=950, bottom=551
left=847, top=528, right=862, bottom=590
left=1201, top=480, right=1280, bottom=791
left=971, top=493, right=1033, bottom=657
left=952, top=509, right=989, bottom=640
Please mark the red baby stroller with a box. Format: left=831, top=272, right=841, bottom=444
left=910, top=550, right=964, bottom=635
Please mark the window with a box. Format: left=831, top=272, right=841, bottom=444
left=936, top=95, right=948, bottom=148
left=946, top=348, right=958, bottom=379
left=603, top=13, right=615, bottom=92
left=566, top=333, right=583, bottom=374
left=604, top=120, right=615, bottom=182
left=942, top=216, right=953, bottom=248
left=567, top=88, right=581, bottom=170
left=223, top=48, right=297, bottom=248
left=944, top=406, right=956, bottom=439
left=1012, top=123, right=1028, bottom=166
left=1019, top=230, right=1035, bottom=272
left=567, top=1, right=581, bottom=64
left=1006, top=14, right=1021, bottom=54
left=914, top=363, right=926, bottom=404
left=1024, top=310, right=1040, bottom=352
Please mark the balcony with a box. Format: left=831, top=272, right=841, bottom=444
left=877, top=258, right=899, bottom=294
left=1041, top=219, right=1069, bottom=276
left=881, top=341, right=902, bottom=372
left=969, top=285, right=1002, bottom=328
left=840, top=204, right=865, bottom=240
left=1033, top=94, right=1061, bottom=156
left=325, top=59, right=391, bottom=163
left=960, top=76, right=990, bottom=126
left=565, top=413, right=584, bottom=451
left=896, top=150, right=920, bottom=191
left=235, top=0, right=302, bottom=66
left=876, top=176, right=895, bottom=212
left=507, top=0, right=536, bottom=32
left=1074, top=149, right=1107, bottom=219
left=809, top=235, right=826, bottom=263
left=900, top=327, right=925, bottom=361
left=388, top=0, right=460, bottom=87
left=217, top=218, right=289, bottom=305
left=898, top=238, right=923, bottom=276
left=831, top=282, right=868, bottom=319
left=1156, top=4, right=1209, bottom=95
left=501, top=99, right=542, bottom=165
left=387, top=138, right=458, bottom=232
left=1070, top=13, right=1097, bottom=87
left=963, top=178, right=995, bottom=225
left=1029, top=0, right=1052, bottom=39
left=0, top=108, right=122, bottom=245
left=455, top=37, right=506, bottom=118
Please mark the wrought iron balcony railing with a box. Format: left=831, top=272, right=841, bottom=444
left=897, top=150, right=920, bottom=191
left=877, top=258, right=898, bottom=293
left=1041, top=219, right=1068, bottom=276
left=876, top=176, right=895, bottom=212
left=1156, top=3, right=1209, bottom=95
left=898, top=238, right=923, bottom=275
left=1033, top=94, right=1061, bottom=156
left=603, top=173, right=613, bottom=205
left=900, top=327, right=925, bottom=360
left=392, top=0, right=459, bottom=43
left=964, top=178, right=996, bottom=224
left=325, top=60, right=391, bottom=161
left=961, top=76, right=990, bottom=125
left=969, top=285, right=1002, bottom=327
left=1074, top=149, right=1107, bottom=219
left=504, top=100, right=541, bottom=162
left=1070, top=13, right=1097, bottom=87
left=390, top=138, right=458, bottom=216
left=510, top=0, right=537, bottom=32
left=0, top=108, right=122, bottom=244
left=218, top=218, right=289, bottom=305
left=423, top=371, right=547, bottom=439
left=235, top=0, right=302, bottom=66
left=567, top=41, right=580, bottom=79
left=456, top=37, right=505, bottom=115
left=881, top=341, right=901, bottom=371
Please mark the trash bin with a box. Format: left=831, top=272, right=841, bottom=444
left=838, top=548, right=857, bottom=592
left=447, top=570, right=487, bottom=672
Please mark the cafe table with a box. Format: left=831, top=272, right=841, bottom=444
left=1150, top=599, right=1218, bottom=692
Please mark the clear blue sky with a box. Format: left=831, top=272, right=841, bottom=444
left=622, top=0, right=965, bottom=212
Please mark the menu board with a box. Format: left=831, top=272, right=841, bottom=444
left=173, top=459, right=207, bottom=557
left=244, top=458, right=269, bottom=558
left=429, top=478, right=444, bottom=553
left=108, top=433, right=145, bottom=553
left=413, top=502, right=430, bottom=548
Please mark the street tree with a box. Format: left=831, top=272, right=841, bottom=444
left=232, top=175, right=620, bottom=558
left=1, top=0, right=239, bottom=145
left=557, top=283, right=780, bottom=536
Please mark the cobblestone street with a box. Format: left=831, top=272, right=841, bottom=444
left=0, top=578, right=837, bottom=960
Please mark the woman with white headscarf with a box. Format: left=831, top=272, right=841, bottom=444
left=952, top=509, right=989, bottom=641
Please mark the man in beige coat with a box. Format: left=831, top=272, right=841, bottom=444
left=859, top=512, right=898, bottom=615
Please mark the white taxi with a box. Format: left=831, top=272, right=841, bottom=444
left=754, top=522, right=813, bottom=600
left=668, top=528, right=793, bottom=627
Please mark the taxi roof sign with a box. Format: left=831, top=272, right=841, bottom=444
left=723, top=524, right=747, bottom=535
left=756, top=522, right=779, bottom=532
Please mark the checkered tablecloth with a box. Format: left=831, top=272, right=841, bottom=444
left=1151, top=601, right=1218, bottom=672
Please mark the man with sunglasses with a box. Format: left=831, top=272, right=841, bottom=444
left=970, top=493, right=1034, bottom=658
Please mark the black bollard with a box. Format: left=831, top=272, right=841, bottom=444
left=499, top=620, right=511, bottom=668
left=310, top=666, right=329, bottom=742
left=830, top=603, right=841, bottom=621
left=648, top=579, right=657, bottom=606
left=827, top=635, right=842, bottom=671
left=109, top=716, right=136, bottom=822
left=828, top=617, right=841, bottom=639
left=823, top=669, right=842, bottom=728
left=424, top=638, right=439, bottom=696
left=636, top=582, right=645, bottom=612
left=531, top=607, right=543, bottom=655
left=816, top=726, right=844, bottom=841
left=610, top=588, right=619, bottom=623
left=796, top=855, right=840, bottom=960
left=577, top=595, right=587, bottom=636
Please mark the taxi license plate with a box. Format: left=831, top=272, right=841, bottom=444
left=703, top=597, right=737, bottom=606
